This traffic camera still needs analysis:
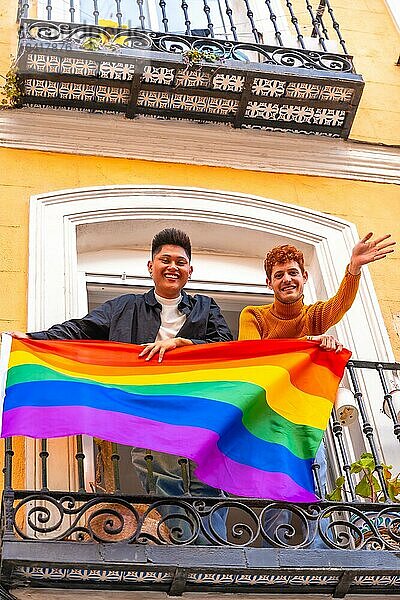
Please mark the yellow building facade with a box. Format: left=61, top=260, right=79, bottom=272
left=1, top=0, right=399, bottom=348
left=0, top=0, right=400, bottom=596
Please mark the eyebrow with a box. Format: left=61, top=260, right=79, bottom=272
left=273, top=267, right=301, bottom=275
left=159, top=254, right=188, bottom=260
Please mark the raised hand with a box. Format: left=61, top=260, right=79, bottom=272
left=349, top=232, right=395, bottom=275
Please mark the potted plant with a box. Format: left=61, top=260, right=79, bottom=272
left=326, top=452, right=400, bottom=548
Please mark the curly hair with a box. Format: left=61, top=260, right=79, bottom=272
left=264, top=244, right=305, bottom=280
left=151, top=228, right=191, bottom=260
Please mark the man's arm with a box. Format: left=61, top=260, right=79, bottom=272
left=202, top=298, right=233, bottom=344
left=8, top=296, right=128, bottom=341
left=309, top=232, right=395, bottom=335
left=308, top=268, right=361, bottom=334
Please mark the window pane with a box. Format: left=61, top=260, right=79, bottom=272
left=155, top=0, right=226, bottom=35
left=79, top=0, right=149, bottom=27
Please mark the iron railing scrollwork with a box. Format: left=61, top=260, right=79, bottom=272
left=19, top=20, right=356, bottom=73
left=17, top=0, right=349, bottom=58
left=6, top=493, right=400, bottom=549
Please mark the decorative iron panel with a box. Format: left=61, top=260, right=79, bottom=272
left=15, top=19, right=364, bottom=138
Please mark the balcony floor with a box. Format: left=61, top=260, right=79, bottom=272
left=2, top=539, right=400, bottom=597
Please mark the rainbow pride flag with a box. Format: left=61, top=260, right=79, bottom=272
left=0, top=336, right=350, bottom=502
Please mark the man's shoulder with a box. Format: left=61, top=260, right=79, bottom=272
left=183, top=291, right=212, bottom=306
left=105, top=292, right=148, bottom=308
left=241, top=304, right=271, bottom=315
left=303, top=299, right=324, bottom=311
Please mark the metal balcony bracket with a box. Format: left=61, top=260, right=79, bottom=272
left=333, top=571, right=355, bottom=598
left=0, top=586, right=17, bottom=600
left=2, top=539, right=400, bottom=594
left=168, top=567, right=188, bottom=596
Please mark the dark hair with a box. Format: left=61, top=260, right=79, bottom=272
left=151, top=228, right=192, bottom=260
left=264, top=244, right=305, bottom=280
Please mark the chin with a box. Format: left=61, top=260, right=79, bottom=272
left=279, top=294, right=300, bottom=304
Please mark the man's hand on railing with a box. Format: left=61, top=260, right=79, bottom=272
left=306, top=334, right=343, bottom=353
left=2, top=331, right=29, bottom=338
left=139, top=337, right=194, bottom=362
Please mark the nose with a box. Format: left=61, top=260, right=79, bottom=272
left=282, top=272, right=292, bottom=283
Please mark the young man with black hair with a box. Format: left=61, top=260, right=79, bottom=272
left=15, top=228, right=232, bottom=358
left=10, top=228, right=233, bottom=544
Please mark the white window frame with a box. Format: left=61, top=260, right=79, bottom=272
left=385, top=0, right=400, bottom=32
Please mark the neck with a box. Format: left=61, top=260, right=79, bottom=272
left=271, top=295, right=304, bottom=319
left=154, top=289, right=182, bottom=301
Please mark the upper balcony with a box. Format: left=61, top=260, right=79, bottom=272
left=14, top=0, right=364, bottom=138
left=1, top=358, right=400, bottom=598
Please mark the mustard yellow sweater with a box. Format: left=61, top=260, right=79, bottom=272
left=238, top=267, right=361, bottom=340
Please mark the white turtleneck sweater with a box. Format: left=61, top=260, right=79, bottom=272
left=154, top=292, right=187, bottom=341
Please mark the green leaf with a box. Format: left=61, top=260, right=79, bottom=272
left=371, top=475, right=381, bottom=492
left=355, top=476, right=373, bottom=499
left=387, top=477, right=400, bottom=502
left=360, top=456, right=376, bottom=472
left=325, top=476, right=345, bottom=502
left=350, top=462, right=363, bottom=474
left=325, top=488, right=343, bottom=502
left=360, top=452, right=373, bottom=459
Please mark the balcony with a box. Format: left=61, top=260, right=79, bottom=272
left=1, top=358, right=400, bottom=597
left=14, top=0, right=364, bottom=138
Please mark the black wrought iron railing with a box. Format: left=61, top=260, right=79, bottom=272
left=2, top=359, right=400, bottom=549
left=18, top=0, right=349, bottom=55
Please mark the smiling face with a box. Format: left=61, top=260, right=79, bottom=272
left=148, top=244, right=193, bottom=299
left=267, top=260, right=308, bottom=304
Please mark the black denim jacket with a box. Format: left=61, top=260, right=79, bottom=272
left=28, top=289, right=233, bottom=345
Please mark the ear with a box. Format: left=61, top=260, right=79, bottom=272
left=266, top=277, right=272, bottom=290
left=147, top=259, right=153, bottom=275
left=303, top=270, right=309, bottom=283
left=188, top=265, right=193, bottom=279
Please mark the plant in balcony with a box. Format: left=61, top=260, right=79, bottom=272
left=326, top=452, right=400, bottom=503
left=182, top=49, right=220, bottom=66
left=81, top=19, right=128, bottom=52
left=326, top=452, right=400, bottom=548
left=0, top=56, right=23, bottom=108
left=181, top=49, right=224, bottom=82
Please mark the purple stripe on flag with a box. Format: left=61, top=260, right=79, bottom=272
left=2, top=405, right=317, bottom=502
